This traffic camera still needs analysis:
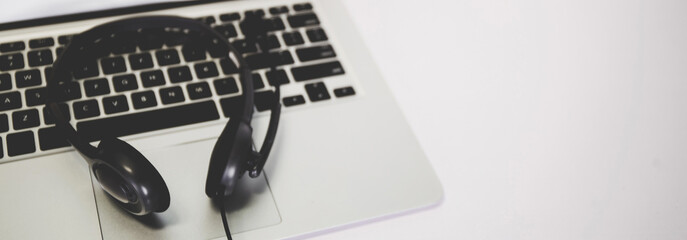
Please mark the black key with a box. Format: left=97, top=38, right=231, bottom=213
left=0, top=114, right=8, bottom=132
left=294, top=3, right=313, bottom=11
left=56, top=82, right=82, bottom=101
left=245, top=51, right=285, bottom=70
left=245, top=9, right=265, bottom=18
left=220, top=58, right=239, bottom=74
left=187, top=82, right=212, bottom=100
left=140, top=70, right=165, bottom=87
left=129, top=53, right=154, bottom=70
left=15, top=69, right=42, bottom=88
left=296, top=45, right=336, bottom=62
left=219, top=96, right=242, bottom=117
left=58, top=35, right=73, bottom=45
left=194, top=62, right=219, bottom=79
left=0, top=53, right=25, bottom=71
left=43, top=67, right=52, bottom=80
left=282, top=95, right=305, bottom=107
left=214, top=24, right=238, bottom=38
left=101, top=57, right=127, bottom=74
left=214, top=77, right=238, bottom=95
left=0, top=91, right=21, bottom=111
left=220, top=12, right=240, bottom=22
left=266, top=69, right=289, bottom=86
left=12, top=109, right=40, bottom=130
left=0, top=137, right=3, bottom=158
left=277, top=50, right=295, bottom=65
left=182, top=45, right=207, bottom=62
left=113, top=74, right=138, bottom=92
left=254, top=90, right=277, bottom=111
left=305, top=82, right=330, bottom=102
left=38, top=127, right=70, bottom=151
left=0, top=41, right=25, bottom=52
left=306, top=28, right=328, bottom=42
left=131, top=91, right=157, bottom=109
left=29, top=38, right=54, bottom=48
left=253, top=73, right=265, bottom=89
left=25, top=87, right=47, bottom=106
left=208, top=37, right=230, bottom=58
left=159, top=86, right=185, bottom=104
left=0, top=74, right=11, bottom=91
left=266, top=35, right=281, bottom=49
left=231, top=39, right=257, bottom=54
left=198, top=16, right=216, bottom=25
left=7, top=131, right=36, bottom=156
left=77, top=100, right=220, bottom=141
left=282, top=32, right=305, bottom=46
left=84, top=78, right=111, bottom=97
left=73, top=100, right=100, bottom=119
left=288, top=13, right=320, bottom=28
left=27, top=49, right=54, bottom=67
left=56, top=47, right=65, bottom=56
left=72, top=60, right=99, bottom=79
left=155, top=49, right=181, bottom=66
left=168, top=66, right=193, bottom=83
left=291, top=61, right=345, bottom=82
left=43, top=104, right=70, bottom=124
left=102, top=95, right=129, bottom=114
left=269, top=6, right=289, bottom=14
left=334, top=86, right=356, bottom=98
left=266, top=18, right=286, bottom=31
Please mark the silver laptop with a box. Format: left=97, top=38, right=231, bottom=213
left=0, top=0, right=443, bottom=239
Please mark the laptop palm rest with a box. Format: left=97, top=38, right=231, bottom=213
left=94, top=138, right=282, bottom=240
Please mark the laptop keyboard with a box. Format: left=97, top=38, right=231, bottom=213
left=0, top=2, right=356, bottom=160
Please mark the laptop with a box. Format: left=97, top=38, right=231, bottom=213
left=0, top=0, right=443, bottom=239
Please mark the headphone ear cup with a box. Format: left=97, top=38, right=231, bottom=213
left=206, top=118, right=254, bottom=197
left=95, top=137, right=171, bottom=215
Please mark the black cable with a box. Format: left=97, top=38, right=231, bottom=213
left=218, top=198, right=233, bottom=240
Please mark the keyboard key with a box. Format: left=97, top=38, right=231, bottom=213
left=113, top=74, right=138, bottom=92
left=140, top=70, right=165, bottom=87
left=131, top=91, right=157, bottom=109
left=12, top=109, right=40, bottom=130
left=198, top=16, right=216, bottom=25
left=155, top=49, right=180, bottom=66
left=43, top=104, right=70, bottom=124
left=168, top=66, right=193, bottom=83
left=0, top=114, right=8, bottom=132
left=266, top=18, right=286, bottom=31
left=25, top=87, right=47, bottom=106
left=291, top=61, right=345, bottom=82
left=269, top=6, right=289, bottom=15
left=0, top=92, right=22, bottom=111
left=245, top=9, right=265, bottom=18
left=73, top=100, right=100, bottom=119
left=159, top=86, right=185, bottom=104
left=208, top=37, right=230, bottom=58
left=253, top=73, right=265, bottom=89
left=7, top=131, right=36, bottom=156
left=288, top=13, right=319, bottom=28
left=293, top=3, right=313, bottom=11
left=194, top=62, right=219, bottom=79
left=296, top=45, right=336, bottom=62
left=56, top=82, right=82, bottom=101
left=15, top=69, right=42, bottom=88
left=101, top=57, right=127, bottom=74
left=334, top=86, right=356, bottom=98
left=27, top=49, right=54, bottom=67
left=282, top=32, right=305, bottom=46
left=282, top=95, right=305, bottom=107
left=219, top=96, right=242, bottom=117
left=187, top=82, right=212, bottom=100
left=214, top=24, right=238, bottom=38
left=213, top=77, right=238, bottom=95
left=72, top=60, right=99, bottom=79
left=84, top=78, right=111, bottom=97
left=266, top=69, right=289, bottom=86
left=0, top=53, right=25, bottom=71
left=231, top=39, right=257, bottom=54
left=304, top=82, right=330, bottom=102
left=129, top=53, right=154, bottom=70
left=182, top=45, right=207, bottom=62
left=220, top=12, right=240, bottom=22
left=76, top=100, right=220, bottom=141
left=58, top=35, right=73, bottom=45
left=0, top=74, right=10, bottom=91
left=266, top=35, right=281, bottom=49
left=38, top=127, right=70, bottom=151
left=306, top=28, right=328, bottom=42
left=29, top=38, right=54, bottom=48
left=220, top=58, right=239, bottom=74
left=245, top=51, right=290, bottom=70
left=0, top=41, right=25, bottom=52
left=254, top=90, right=277, bottom=111
left=102, top=95, right=129, bottom=114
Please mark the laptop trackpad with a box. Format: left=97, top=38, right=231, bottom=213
left=94, top=139, right=282, bottom=240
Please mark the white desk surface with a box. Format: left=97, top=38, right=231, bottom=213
left=7, top=0, right=687, bottom=239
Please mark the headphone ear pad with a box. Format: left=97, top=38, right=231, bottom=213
left=206, top=118, right=254, bottom=197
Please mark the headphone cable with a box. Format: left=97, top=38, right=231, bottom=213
left=218, top=198, right=233, bottom=240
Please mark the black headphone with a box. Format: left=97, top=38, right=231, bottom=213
left=45, top=15, right=281, bottom=226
